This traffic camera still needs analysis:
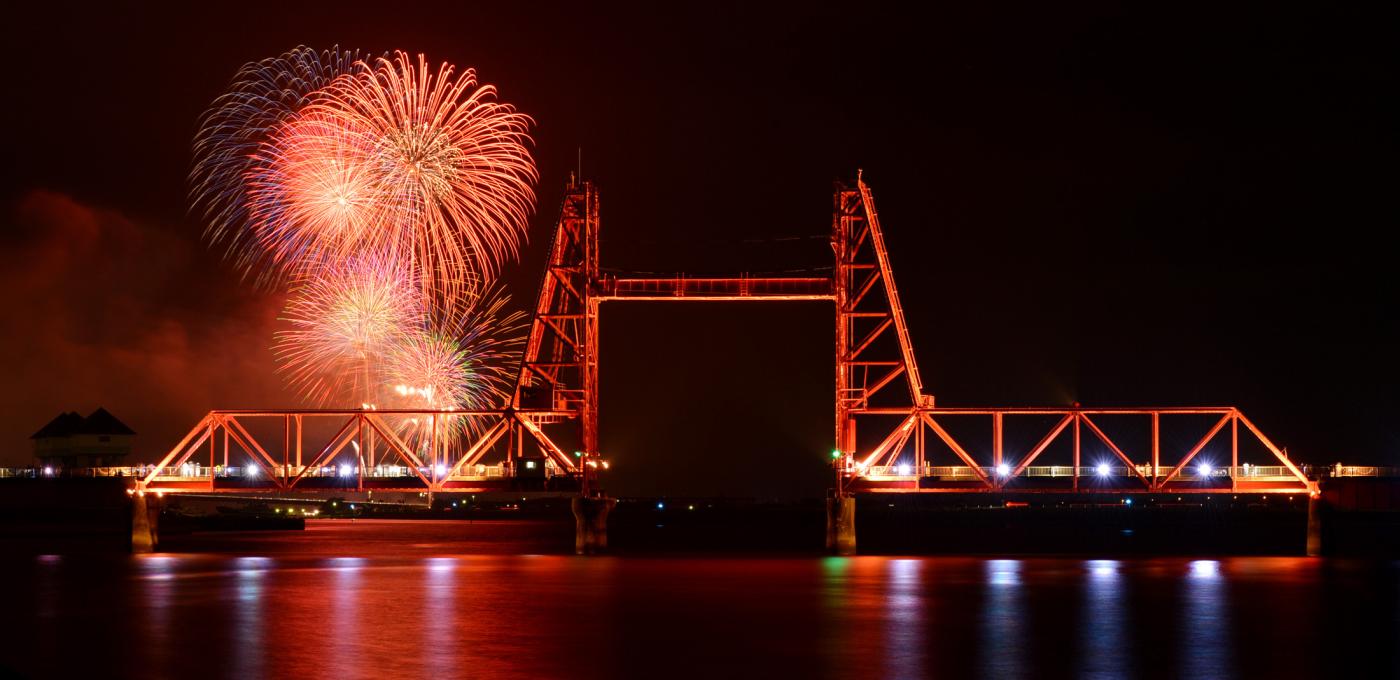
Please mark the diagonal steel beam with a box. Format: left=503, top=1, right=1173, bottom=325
left=450, top=418, right=510, bottom=476
left=518, top=415, right=577, bottom=471
left=361, top=415, right=433, bottom=488
left=1079, top=414, right=1152, bottom=488
left=1158, top=413, right=1231, bottom=486
left=1236, top=411, right=1314, bottom=489
left=287, top=416, right=358, bottom=489
left=857, top=413, right=919, bottom=470
left=919, top=413, right=994, bottom=487
left=1010, top=413, right=1075, bottom=478
left=221, top=416, right=287, bottom=488
left=141, top=414, right=212, bottom=487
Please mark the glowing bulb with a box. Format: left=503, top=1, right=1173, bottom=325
left=339, top=465, right=353, bottom=477
left=1096, top=463, right=1110, bottom=476
left=996, top=464, right=1010, bottom=477
left=897, top=463, right=911, bottom=476
left=1198, top=463, right=1213, bottom=477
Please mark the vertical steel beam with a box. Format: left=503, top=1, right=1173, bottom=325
left=915, top=416, right=925, bottom=472
left=1072, top=413, right=1081, bottom=491
left=283, top=414, right=290, bottom=483
left=1231, top=411, right=1239, bottom=492
left=832, top=186, right=852, bottom=459
left=993, top=412, right=1004, bottom=487
left=208, top=419, right=216, bottom=491
left=1151, top=412, right=1160, bottom=490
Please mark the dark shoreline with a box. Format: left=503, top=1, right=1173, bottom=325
left=5, top=477, right=1400, bottom=556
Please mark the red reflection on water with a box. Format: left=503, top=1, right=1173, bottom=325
left=0, top=521, right=1395, bottom=679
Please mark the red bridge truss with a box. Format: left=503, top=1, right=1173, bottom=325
left=139, top=175, right=1317, bottom=497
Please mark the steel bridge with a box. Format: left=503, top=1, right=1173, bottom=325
left=135, top=174, right=1319, bottom=499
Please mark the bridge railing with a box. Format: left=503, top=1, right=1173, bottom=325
left=862, top=465, right=1331, bottom=483
left=141, top=462, right=542, bottom=481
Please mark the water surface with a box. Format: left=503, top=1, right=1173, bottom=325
left=2, top=520, right=1396, bottom=679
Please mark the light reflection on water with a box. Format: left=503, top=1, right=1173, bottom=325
left=424, top=557, right=456, bottom=678
left=5, top=522, right=1398, bottom=679
left=232, top=556, right=266, bottom=679
left=979, top=559, right=1026, bottom=680
left=884, top=558, right=926, bottom=679
left=1079, top=560, right=1131, bottom=680
left=1182, top=559, right=1233, bottom=680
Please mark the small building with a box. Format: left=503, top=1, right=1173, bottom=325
left=31, top=407, right=135, bottom=469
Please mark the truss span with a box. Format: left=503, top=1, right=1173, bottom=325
left=138, top=175, right=1317, bottom=497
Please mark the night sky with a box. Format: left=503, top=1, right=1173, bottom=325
left=1, top=2, right=1393, bottom=497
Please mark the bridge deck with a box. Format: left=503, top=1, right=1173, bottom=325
left=600, top=276, right=833, bottom=301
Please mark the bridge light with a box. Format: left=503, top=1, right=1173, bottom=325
left=897, top=463, right=911, bottom=476
left=246, top=466, right=258, bottom=478
left=1198, top=463, right=1213, bottom=477
left=1124, top=498, right=1132, bottom=505
left=831, top=449, right=842, bottom=460
left=435, top=464, right=447, bottom=477
left=339, top=465, right=353, bottom=477
left=1096, top=463, right=1110, bottom=477
left=525, top=460, right=536, bottom=470
left=42, top=466, right=53, bottom=477
left=996, top=464, right=1010, bottom=477
left=656, top=502, right=665, bottom=510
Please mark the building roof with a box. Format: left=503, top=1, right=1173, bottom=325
left=31, top=412, right=83, bottom=439
left=30, top=408, right=135, bottom=439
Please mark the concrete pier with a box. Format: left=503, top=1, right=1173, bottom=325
left=825, top=496, right=856, bottom=555
left=572, top=495, right=616, bottom=555
left=130, top=492, right=161, bottom=553
left=1307, top=494, right=1325, bottom=557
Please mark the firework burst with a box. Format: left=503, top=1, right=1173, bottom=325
left=249, top=51, right=537, bottom=303
left=380, top=285, right=526, bottom=450
left=190, top=45, right=369, bottom=283
left=273, top=257, right=423, bottom=406
left=193, top=47, right=535, bottom=425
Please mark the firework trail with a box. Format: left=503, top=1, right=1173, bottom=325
left=273, top=256, right=423, bottom=407
left=190, top=45, right=369, bottom=283
left=248, top=51, right=538, bottom=304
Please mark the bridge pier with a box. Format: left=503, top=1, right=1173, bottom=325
left=572, top=495, right=615, bottom=555
left=1307, top=493, right=1325, bottom=557
left=825, top=495, right=856, bottom=555
left=130, top=491, right=161, bottom=553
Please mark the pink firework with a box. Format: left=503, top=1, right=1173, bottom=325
left=273, top=257, right=423, bottom=406
left=249, top=51, right=538, bottom=303
left=190, top=45, right=370, bottom=285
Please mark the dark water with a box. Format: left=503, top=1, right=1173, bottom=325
left=3, top=520, right=1397, bottom=679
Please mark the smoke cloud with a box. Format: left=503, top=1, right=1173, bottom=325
left=0, top=190, right=290, bottom=465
